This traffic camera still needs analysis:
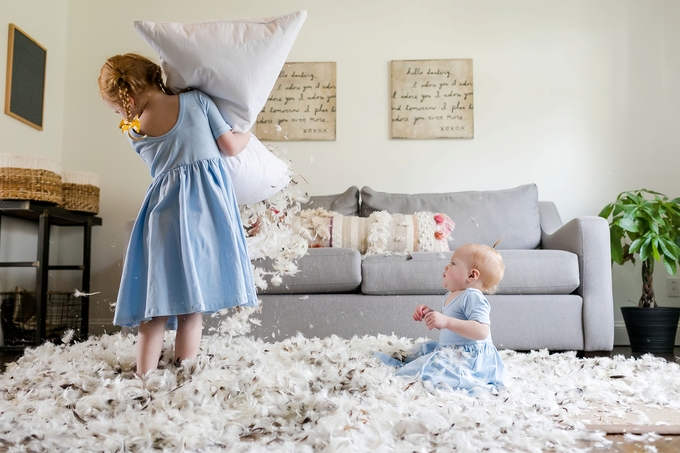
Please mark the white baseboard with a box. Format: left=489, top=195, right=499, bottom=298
left=614, top=322, right=630, bottom=346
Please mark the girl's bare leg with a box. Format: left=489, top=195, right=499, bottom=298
left=174, top=312, right=203, bottom=364
left=137, top=316, right=168, bottom=376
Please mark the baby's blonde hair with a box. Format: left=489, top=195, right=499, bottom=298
left=98, top=53, right=170, bottom=123
left=458, top=243, right=505, bottom=294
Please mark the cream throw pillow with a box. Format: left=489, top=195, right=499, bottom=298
left=134, top=11, right=307, bottom=205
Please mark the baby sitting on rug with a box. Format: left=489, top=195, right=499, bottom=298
left=376, top=242, right=506, bottom=392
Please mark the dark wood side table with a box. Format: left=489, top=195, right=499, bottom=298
left=0, top=200, right=102, bottom=351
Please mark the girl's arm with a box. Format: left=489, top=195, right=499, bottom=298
left=217, top=130, right=251, bottom=156
left=423, top=311, right=490, bottom=340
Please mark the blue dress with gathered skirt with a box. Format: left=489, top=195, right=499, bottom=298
left=113, top=90, right=258, bottom=329
left=376, top=288, right=506, bottom=392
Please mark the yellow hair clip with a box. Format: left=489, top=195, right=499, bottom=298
left=119, top=115, right=146, bottom=140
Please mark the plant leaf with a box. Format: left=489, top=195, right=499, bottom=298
left=663, top=256, right=677, bottom=276
left=610, top=234, right=624, bottom=265
left=598, top=203, right=614, bottom=219
left=652, top=239, right=661, bottom=261
left=629, top=237, right=644, bottom=255
left=617, top=216, right=639, bottom=233
left=637, top=236, right=653, bottom=262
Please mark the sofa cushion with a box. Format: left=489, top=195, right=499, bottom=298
left=257, top=248, right=362, bottom=294
left=499, top=250, right=579, bottom=295
left=299, top=186, right=360, bottom=216
left=360, top=184, right=541, bottom=250
left=360, top=249, right=579, bottom=295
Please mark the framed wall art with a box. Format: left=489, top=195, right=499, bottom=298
left=256, top=61, right=336, bottom=141
left=391, top=59, right=473, bottom=139
left=5, top=24, right=47, bottom=130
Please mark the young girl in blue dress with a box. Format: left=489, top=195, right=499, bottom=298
left=377, top=243, right=506, bottom=392
left=98, top=53, right=258, bottom=376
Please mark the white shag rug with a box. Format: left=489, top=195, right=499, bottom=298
left=2, top=320, right=680, bottom=452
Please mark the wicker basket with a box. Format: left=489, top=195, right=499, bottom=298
left=0, top=154, right=62, bottom=204
left=0, top=290, right=82, bottom=346
left=61, top=170, right=100, bottom=214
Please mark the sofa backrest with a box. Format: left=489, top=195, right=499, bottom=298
left=299, top=186, right=360, bottom=216
left=360, top=184, right=541, bottom=250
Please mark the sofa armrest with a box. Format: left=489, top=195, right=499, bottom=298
left=540, top=204, right=614, bottom=351
left=539, top=201, right=564, bottom=234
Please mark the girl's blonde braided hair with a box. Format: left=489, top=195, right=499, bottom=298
left=98, top=53, right=170, bottom=138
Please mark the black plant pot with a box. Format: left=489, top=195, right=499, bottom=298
left=621, top=306, right=680, bottom=354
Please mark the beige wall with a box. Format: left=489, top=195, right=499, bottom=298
left=0, top=0, right=68, bottom=158
left=0, top=1, right=70, bottom=291
left=2, top=0, right=680, bottom=342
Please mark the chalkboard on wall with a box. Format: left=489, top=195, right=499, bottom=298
left=4, top=24, right=46, bottom=130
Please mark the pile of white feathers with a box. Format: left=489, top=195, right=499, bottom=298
left=239, top=148, right=311, bottom=292
left=1, top=311, right=679, bottom=452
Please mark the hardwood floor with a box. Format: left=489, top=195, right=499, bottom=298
left=581, top=347, right=680, bottom=452
left=1, top=346, right=678, bottom=451
left=600, top=435, right=680, bottom=453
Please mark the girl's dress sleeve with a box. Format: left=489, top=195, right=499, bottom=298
left=197, top=91, right=232, bottom=140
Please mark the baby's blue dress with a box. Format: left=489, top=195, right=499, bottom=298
left=113, top=90, right=258, bottom=328
left=376, top=288, right=505, bottom=392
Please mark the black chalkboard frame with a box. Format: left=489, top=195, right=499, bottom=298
left=4, top=24, right=47, bottom=131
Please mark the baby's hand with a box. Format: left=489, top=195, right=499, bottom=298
left=413, top=304, right=432, bottom=322
left=423, top=311, right=448, bottom=330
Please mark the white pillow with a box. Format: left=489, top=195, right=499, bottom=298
left=134, top=11, right=306, bottom=131
left=221, top=135, right=290, bottom=206
left=134, top=11, right=306, bottom=204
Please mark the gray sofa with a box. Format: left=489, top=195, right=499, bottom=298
left=247, top=184, right=614, bottom=352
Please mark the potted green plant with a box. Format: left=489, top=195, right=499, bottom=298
left=599, top=189, right=680, bottom=354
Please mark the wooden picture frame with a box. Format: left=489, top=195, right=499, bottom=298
left=4, top=24, right=47, bottom=130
